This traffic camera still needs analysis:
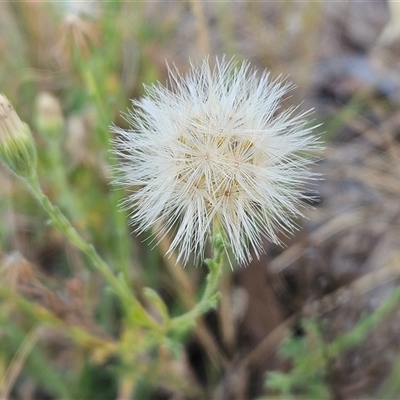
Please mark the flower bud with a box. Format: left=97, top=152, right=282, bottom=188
left=0, top=94, right=37, bottom=179
left=35, top=92, right=64, bottom=139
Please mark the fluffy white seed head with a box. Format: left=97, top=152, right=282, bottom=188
left=112, top=57, right=320, bottom=266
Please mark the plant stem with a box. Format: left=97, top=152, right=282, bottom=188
left=26, top=173, right=160, bottom=331
left=169, top=225, right=226, bottom=331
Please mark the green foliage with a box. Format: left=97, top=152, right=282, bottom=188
left=266, top=284, right=400, bottom=399
left=266, top=321, right=331, bottom=399
left=77, top=361, right=118, bottom=400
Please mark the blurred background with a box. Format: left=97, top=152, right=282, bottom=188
left=1, top=1, right=400, bottom=399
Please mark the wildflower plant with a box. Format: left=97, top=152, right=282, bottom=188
left=4, top=2, right=400, bottom=398
left=0, top=57, right=319, bottom=399
left=112, top=57, right=319, bottom=267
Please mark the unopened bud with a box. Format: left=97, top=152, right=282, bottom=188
left=0, top=94, right=37, bottom=179
left=35, top=92, right=64, bottom=138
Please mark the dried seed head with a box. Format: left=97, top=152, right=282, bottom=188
left=56, top=13, right=100, bottom=62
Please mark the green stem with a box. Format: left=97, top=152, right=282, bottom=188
left=26, top=173, right=160, bottom=332
left=169, top=225, right=226, bottom=331
left=46, top=140, right=84, bottom=224
left=79, top=62, right=133, bottom=285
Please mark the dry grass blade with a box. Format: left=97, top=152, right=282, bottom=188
left=189, top=0, right=210, bottom=57
left=269, top=209, right=366, bottom=274
left=0, top=328, right=41, bottom=400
